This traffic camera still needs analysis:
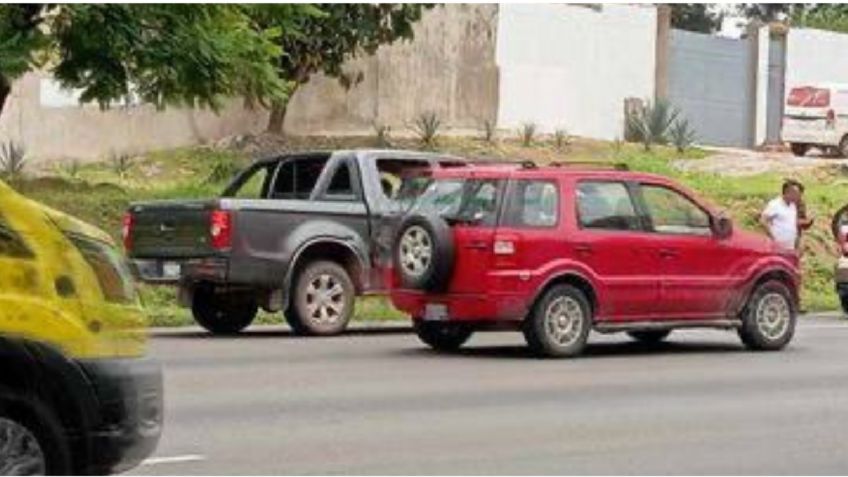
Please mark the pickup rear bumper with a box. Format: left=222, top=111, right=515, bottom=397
left=131, top=258, right=228, bottom=284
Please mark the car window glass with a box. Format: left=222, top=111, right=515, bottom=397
left=455, top=180, right=501, bottom=226
left=641, top=185, right=711, bottom=236
left=376, top=159, right=431, bottom=201
left=503, top=180, right=559, bottom=228
left=270, top=158, right=329, bottom=200
left=326, top=161, right=354, bottom=197
left=0, top=213, right=33, bottom=259
left=232, top=163, right=272, bottom=199
left=577, top=181, right=641, bottom=231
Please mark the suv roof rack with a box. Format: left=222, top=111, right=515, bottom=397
left=548, top=161, right=629, bottom=171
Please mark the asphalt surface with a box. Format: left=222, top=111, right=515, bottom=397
left=131, top=314, right=848, bottom=475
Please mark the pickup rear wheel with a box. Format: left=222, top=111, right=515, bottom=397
left=523, top=284, right=591, bottom=358
left=192, top=286, right=258, bottom=335
left=288, top=261, right=355, bottom=336
left=738, top=280, right=796, bottom=351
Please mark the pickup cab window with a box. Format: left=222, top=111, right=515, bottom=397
left=319, top=159, right=360, bottom=201
left=272, top=157, right=329, bottom=200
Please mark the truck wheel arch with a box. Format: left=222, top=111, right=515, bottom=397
left=285, top=239, right=367, bottom=298
left=740, top=268, right=799, bottom=315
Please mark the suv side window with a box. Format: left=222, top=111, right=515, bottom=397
left=502, top=180, right=559, bottom=228
left=576, top=181, right=641, bottom=231
left=641, top=184, right=711, bottom=236
left=0, top=213, right=33, bottom=259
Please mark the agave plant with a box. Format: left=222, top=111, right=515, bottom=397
left=372, top=122, right=391, bottom=148
left=669, top=118, right=697, bottom=154
left=554, top=128, right=572, bottom=151
left=520, top=122, right=537, bottom=147
left=0, top=142, right=27, bottom=180
left=625, top=99, right=680, bottom=151
left=110, top=151, right=133, bottom=179
left=412, top=112, right=442, bottom=148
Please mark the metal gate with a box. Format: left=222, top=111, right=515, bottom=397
left=668, top=30, right=754, bottom=148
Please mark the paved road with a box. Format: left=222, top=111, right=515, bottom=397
left=131, top=314, right=848, bottom=475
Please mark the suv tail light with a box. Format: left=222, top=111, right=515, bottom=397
left=122, top=212, right=134, bottom=252
left=827, top=109, right=836, bottom=129
left=209, top=209, right=232, bottom=250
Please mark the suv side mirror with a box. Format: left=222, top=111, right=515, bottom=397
left=713, top=214, right=733, bottom=240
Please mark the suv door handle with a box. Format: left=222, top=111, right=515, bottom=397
left=465, top=240, right=489, bottom=250
left=574, top=244, right=593, bottom=255
left=659, top=248, right=679, bottom=259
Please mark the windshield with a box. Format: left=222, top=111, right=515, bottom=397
left=401, top=177, right=503, bottom=226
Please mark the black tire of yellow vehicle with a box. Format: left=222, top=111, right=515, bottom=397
left=738, top=280, right=796, bottom=351
left=413, top=320, right=473, bottom=352
left=192, top=286, right=258, bottom=335
left=523, top=284, right=591, bottom=358
left=288, top=261, right=355, bottom=336
left=0, top=402, right=72, bottom=475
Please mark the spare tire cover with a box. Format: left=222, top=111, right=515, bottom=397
left=393, top=214, right=455, bottom=292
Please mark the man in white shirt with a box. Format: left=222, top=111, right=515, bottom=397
left=760, top=180, right=802, bottom=250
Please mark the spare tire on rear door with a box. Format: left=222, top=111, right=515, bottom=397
left=393, top=214, right=455, bottom=292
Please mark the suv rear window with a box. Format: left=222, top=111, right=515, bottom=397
left=406, top=178, right=503, bottom=227
left=502, top=180, right=559, bottom=228
left=787, top=87, right=830, bottom=107
left=576, top=181, right=641, bottom=231
left=66, top=234, right=135, bottom=304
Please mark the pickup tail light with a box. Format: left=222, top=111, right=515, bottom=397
left=827, top=109, right=836, bottom=129
left=122, top=212, right=134, bottom=252
left=210, top=209, right=232, bottom=250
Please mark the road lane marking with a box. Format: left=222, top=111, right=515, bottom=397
left=141, top=455, right=206, bottom=466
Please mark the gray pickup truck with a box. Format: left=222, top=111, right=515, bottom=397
left=125, top=149, right=465, bottom=335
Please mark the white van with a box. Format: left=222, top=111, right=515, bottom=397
left=782, top=83, right=848, bottom=157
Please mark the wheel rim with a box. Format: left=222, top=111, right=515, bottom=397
left=0, top=417, right=46, bottom=476
left=305, top=273, right=346, bottom=325
left=544, top=296, right=584, bottom=346
left=399, top=225, right=433, bottom=278
left=755, top=292, right=791, bottom=341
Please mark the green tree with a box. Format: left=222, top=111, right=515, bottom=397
left=258, top=4, right=432, bottom=133
left=671, top=4, right=723, bottom=34
left=0, top=5, right=312, bottom=121
left=792, top=5, right=848, bottom=33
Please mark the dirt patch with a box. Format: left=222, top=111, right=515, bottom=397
left=675, top=147, right=848, bottom=177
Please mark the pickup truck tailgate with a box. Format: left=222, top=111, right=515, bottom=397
left=127, top=200, right=218, bottom=259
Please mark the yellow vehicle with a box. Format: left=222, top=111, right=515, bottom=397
left=0, top=179, right=162, bottom=475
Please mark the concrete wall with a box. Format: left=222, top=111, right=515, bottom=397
left=786, top=28, right=848, bottom=91
left=495, top=4, right=657, bottom=140
left=0, top=73, right=268, bottom=164
left=284, top=4, right=499, bottom=136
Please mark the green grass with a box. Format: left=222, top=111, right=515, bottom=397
left=10, top=137, right=845, bottom=325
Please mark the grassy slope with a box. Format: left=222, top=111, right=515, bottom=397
left=12, top=134, right=846, bottom=325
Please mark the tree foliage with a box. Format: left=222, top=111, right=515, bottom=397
left=670, top=4, right=723, bottom=34
left=259, top=4, right=432, bottom=133
left=792, top=5, right=848, bottom=33
left=0, top=5, right=313, bottom=118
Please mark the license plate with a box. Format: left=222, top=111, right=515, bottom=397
left=424, top=303, right=448, bottom=321
left=162, top=261, right=181, bottom=279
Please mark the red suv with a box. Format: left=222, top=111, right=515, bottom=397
left=388, top=163, right=801, bottom=358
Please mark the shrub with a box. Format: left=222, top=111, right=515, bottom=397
left=520, top=122, right=537, bottom=147
left=669, top=118, right=697, bottom=154
left=372, top=122, right=392, bottom=148
left=57, top=159, right=82, bottom=181
left=482, top=119, right=496, bottom=143
left=625, top=99, right=679, bottom=151
left=206, top=155, right=242, bottom=184
left=110, top=151, right=133, bottom=179
left=0, top=142, right=27, bottom=181
left=412, top=112, right=442, bottom=148
left=554, top=129, right=572, bottom=151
